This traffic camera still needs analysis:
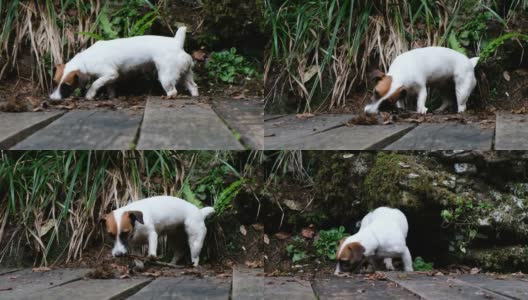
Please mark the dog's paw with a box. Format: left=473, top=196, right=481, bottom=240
left=416, top=106, right=428, bottom=114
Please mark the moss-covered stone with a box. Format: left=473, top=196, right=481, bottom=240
left=462, top=246, right=528, bottom=272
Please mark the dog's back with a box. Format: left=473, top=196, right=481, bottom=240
left=360, top=207, right=408, bottom=239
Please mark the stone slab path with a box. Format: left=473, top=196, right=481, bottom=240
left=385, top=122, right=493, bottom=150
left=1, top=98, right=262, bottom=150
left=0, top=112, right=64, bottom=149
left=265, top=113, right=528, bottom=150
left=12, top=111, right=142, bottom=150
left=2, top=268, right=526, bottom=299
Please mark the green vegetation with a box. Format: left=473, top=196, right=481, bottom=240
left=413, top=256, right=434, bottom=271
left=206, top=48, right=258, bottom=84
left=265, top=0, right=528, bottom=112
left=286, top=236, right=307, bottom=263
left=0, top=151, right=256, bottom=266
left=314, top=226, right=347, bottom=260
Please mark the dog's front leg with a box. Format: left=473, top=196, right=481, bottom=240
left=402, top=247, right=414, bottom=272
left=147, top=231, right=158, bottom=259
left=416, top=88, right=428, bottom=114
left=85, top=73, right=118, bottom=100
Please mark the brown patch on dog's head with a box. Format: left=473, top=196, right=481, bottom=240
left=337, top=241, right=365, bottom=264
left=120, top=210, right=144, bottom=233
left=62, top=70, right=81, bottom=87
left=53, top=64, right=65, bottom=84
left=373, top=75, right=393, bottom=100
left=386, top=86, right=407, bottom=104
left=102, top=213, right=118, bottom=237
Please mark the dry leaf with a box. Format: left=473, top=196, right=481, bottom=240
left=39, top=219, right=56, bottom=237
left=240, top=225, right=247, bottom=236
left=263, top=234, right=270, bottom=245
left=295, top=113, right=315, bottom=120
left=120, top=274, right=131, bottom=279
left=245, top=260, right=263, bottom=268
left=503, top=71, right=511, bottom=81
left=470, top=267, right=481, bottom=275
left=274, top=232, right=291, bottom=240
left=252, top=224, right=264, bottom=231
left=301, top=227, right=315, bottom=239
left=142, top=271, right=161, bottom=277
left=32, top=267, right=51, bottom=272
left=302, top=65, right=319, bottom=83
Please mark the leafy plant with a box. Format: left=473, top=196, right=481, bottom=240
left=314, top=226, right=347, bottom=260
left=413, top=256, right=434, bottom=271
left=480, top=32, right=528, bottom=61
left=286, top=236, right=307, bottom=263
left=205, top=48, right=257, bottom=84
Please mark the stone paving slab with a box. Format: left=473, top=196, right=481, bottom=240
left=264, top=114, right=354, bottom=150
left=0, top=268, right=88, bottom=300
left=232, top=267, right=315, bottom=300
left=495, top=113, right=528, bottom=150
left=0, top=112, right=64, bottom=149
left=129, top=276, right=230, bottom=300
left=212, top=99, right=263, bottom=149
left=313, top=276, right=418, bottom=300
left=26, top=278, right=152, bottom=300
left=11, top=111, right=141, bottom=150
left=387, top=273, right=510, bottom=300
left=277, top=124, right=415, bottom=150
left=456, top=274, right=528, bottom=299
left=137, top=98, right=244, bottom=150
left=385, top=123, right=493, bottom=150
left=0, top=269, right=21, bottom=276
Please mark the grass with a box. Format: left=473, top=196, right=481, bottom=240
left=0, top=150, right=259, bottom=266
left=264, top=0, right=528, bottom=113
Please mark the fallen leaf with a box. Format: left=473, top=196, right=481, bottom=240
left=470, top=267, right=481, bottom=275
left=274, top=232, right=291, bottom=240
left=32, top=107, right=43, bottom=112
left=503, top=71, right=511, bottom=82
left=245, top=260, right=263, bottom=268
left=39, top=219, right=56, bottom=237
left=302, top=65, right=319, bottom=83
left=240, top=225, right=247, bottom=236
left=142, top=271, right=161, bottom=277
left=296, top=113, right=315, bottom=120
left=263, top=234, right=270, bottom=245
left=32, top=267, right=51, bottom=272
left=120, top=274, right=131, bottom=279
left=301, top=227, right=315, bottom=239
left=251, top=224, right=264, bottom=231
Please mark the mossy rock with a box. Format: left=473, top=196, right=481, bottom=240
left=462, top=246, right=528, bottom=272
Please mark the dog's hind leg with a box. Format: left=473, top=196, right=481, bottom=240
left=184, top=70, right=199, bottom=97
left=185, top=222, right=207, bottom=267
left=402, top=247, right=413, bottom=271
left=455, top=76, right=476, bottom=113
left=168, top=227, right=187, bottom=265
left=85, top=73, right=118, bottom=100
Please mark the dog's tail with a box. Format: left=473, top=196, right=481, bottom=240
left=200, top=207, right=215, bottom=219
left=174, top=26, right=187, bottom=49
left=469, top=57, right=479, bottom=68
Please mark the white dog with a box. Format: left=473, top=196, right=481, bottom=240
left=365, top=47, right=479, bottom=114
left=335, top=207, right=413, bottom=274
left=51, top=26, right=198, bottom=100
left=102, top=196, right=214, bottom=267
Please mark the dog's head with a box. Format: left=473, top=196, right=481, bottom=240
left=336, top=239, right=366, bottom=273
left=50, top=64, right=85, bottom=100
left=101, top=210, right=144, bottom=257
left=364, top=70, right=406, bottom=113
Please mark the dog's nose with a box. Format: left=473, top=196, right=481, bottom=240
left=113, top=252, right=126, bottom=257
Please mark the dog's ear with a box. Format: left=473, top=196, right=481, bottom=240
left=347, top=242, right=365, bottom=263
left=336, top=237, right=348, bottom=260
left=127, top=210, right=144, bottom=225
left=63, top=70, right=81, bottom=86
left=53, top=64, right=65, bottom=84
left=369, top=70, right=385, bottom=83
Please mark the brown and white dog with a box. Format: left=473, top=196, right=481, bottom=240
left=365, top=47, right=479, bottom=114
left=102, top=196, right=214, bottom=267
left=335, top=207, right=413, bottom=274
left=51, top=26, right=198, bottom=100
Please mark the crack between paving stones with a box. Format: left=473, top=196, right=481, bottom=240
left=131, top=109, right=146, bottom=150
left=6, top=112, right=65, bottom=149
left=109, top=278, right=154, bottom=300
left=46, top=276, right=83, bottom=290
left=369, top=124, right=418, bottom=150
